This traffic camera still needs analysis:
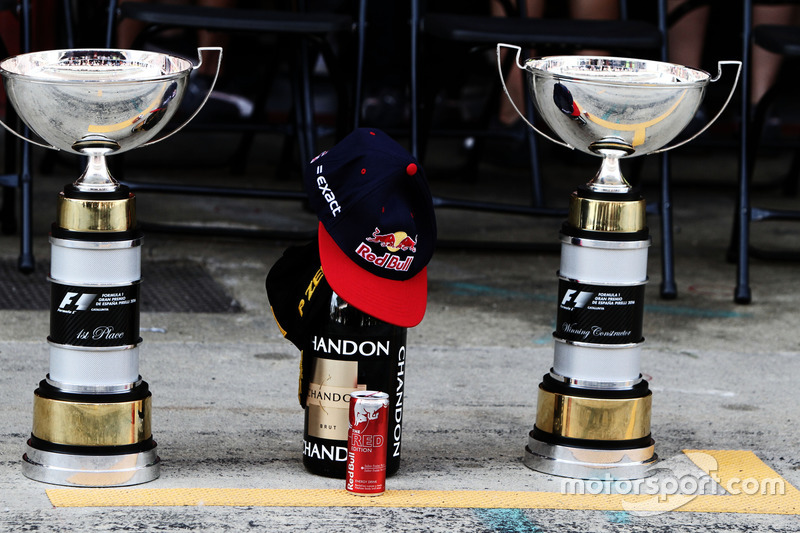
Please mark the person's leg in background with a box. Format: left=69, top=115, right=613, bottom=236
left=750, top=3, right=797, bottom=105
left=495, top=0, right=619, bottom=127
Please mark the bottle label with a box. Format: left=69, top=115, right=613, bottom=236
left=309, top=336, right=392, bottom=357
left=556, top=279, right=645, bottom=344
left=50, top=282, right=140, bottom=347
left=306, top=359, right=365, bottom=440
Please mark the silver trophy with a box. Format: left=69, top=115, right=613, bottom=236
left=498, top=45, right=740, bottom=479
left=0, top=47, right=220, bottom=486
left=1, top=47, right=220, bottom=190
left=498, top=47, right=740, bottom=193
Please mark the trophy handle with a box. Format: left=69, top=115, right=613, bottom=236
left=652, top=60, right=742, bottom=154
left=496, top=43, right=574, bottom=151
left=0, top=118, right=58, bottom=151
left=140, top=46, right=223, bottom=149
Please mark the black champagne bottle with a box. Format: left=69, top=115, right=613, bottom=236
left=302, top=292, right=407, bottom=478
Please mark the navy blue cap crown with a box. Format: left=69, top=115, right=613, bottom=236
left=303, top=128, right=436, bottom=282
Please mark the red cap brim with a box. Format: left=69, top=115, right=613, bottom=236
left=317, top=222, right=427, bottom=327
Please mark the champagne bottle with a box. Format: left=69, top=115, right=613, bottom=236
left=302, top=292, right=407, bottom=478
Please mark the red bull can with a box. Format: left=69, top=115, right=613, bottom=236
left=346, top=391, right=389, bottom=496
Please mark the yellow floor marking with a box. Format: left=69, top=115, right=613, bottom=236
left=45, top=450, right=799, bottom=514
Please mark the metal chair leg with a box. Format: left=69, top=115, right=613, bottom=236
left=18, top=136, right=34, bottom=273
left=659, top=153, right=677, bottom=299
left=734, top=0, right=753, bottom=304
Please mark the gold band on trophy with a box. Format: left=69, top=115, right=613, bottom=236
left=32, top=393, right=151, bottom=447
left=57, top=193, right=136, bottom=233
left=535, top=386, right=651, bottom=441
left=568, top=193, right=647, bottom=233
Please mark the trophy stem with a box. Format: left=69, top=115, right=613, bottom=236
left=588, top=140, right=634, bottom=194
left=591, top=153, right=630, bottom=193
left=74, top=149, right=120, bottom=193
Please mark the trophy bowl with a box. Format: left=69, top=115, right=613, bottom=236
left=0, top=48, right=193, bottom=156
left=524, top=55, right=709, bottom=157
left=1, top=47, right=220, bottom=192
left=498, top=45, right=740, bottom=192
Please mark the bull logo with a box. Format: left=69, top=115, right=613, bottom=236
left=352, top=400, right=384, bottom=427
left=365, top=227, right=417, bottom=253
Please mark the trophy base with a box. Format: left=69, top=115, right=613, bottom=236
left=22, top=440, right=160, bottom=487
left=523, top=434, right=657, bottom=480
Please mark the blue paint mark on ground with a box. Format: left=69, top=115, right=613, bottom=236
left=644, top=304, right=752, bottom=319
left=440, top=282, right=753, bottom=319
left=605, top=511, right=631, bottom=524
left=443, top=281, right=554, bottom=302
left=474, top=509, right=542, bottom=533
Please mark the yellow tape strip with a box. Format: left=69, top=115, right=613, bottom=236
left=45, top=450, right=800, bottom=514
left=675, top=449, right=800, bottom=515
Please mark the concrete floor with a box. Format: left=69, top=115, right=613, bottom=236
left=0, top=131, right=798, bottom=531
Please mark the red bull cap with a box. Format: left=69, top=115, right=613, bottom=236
left=303, top=128, right=437, bottom=327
